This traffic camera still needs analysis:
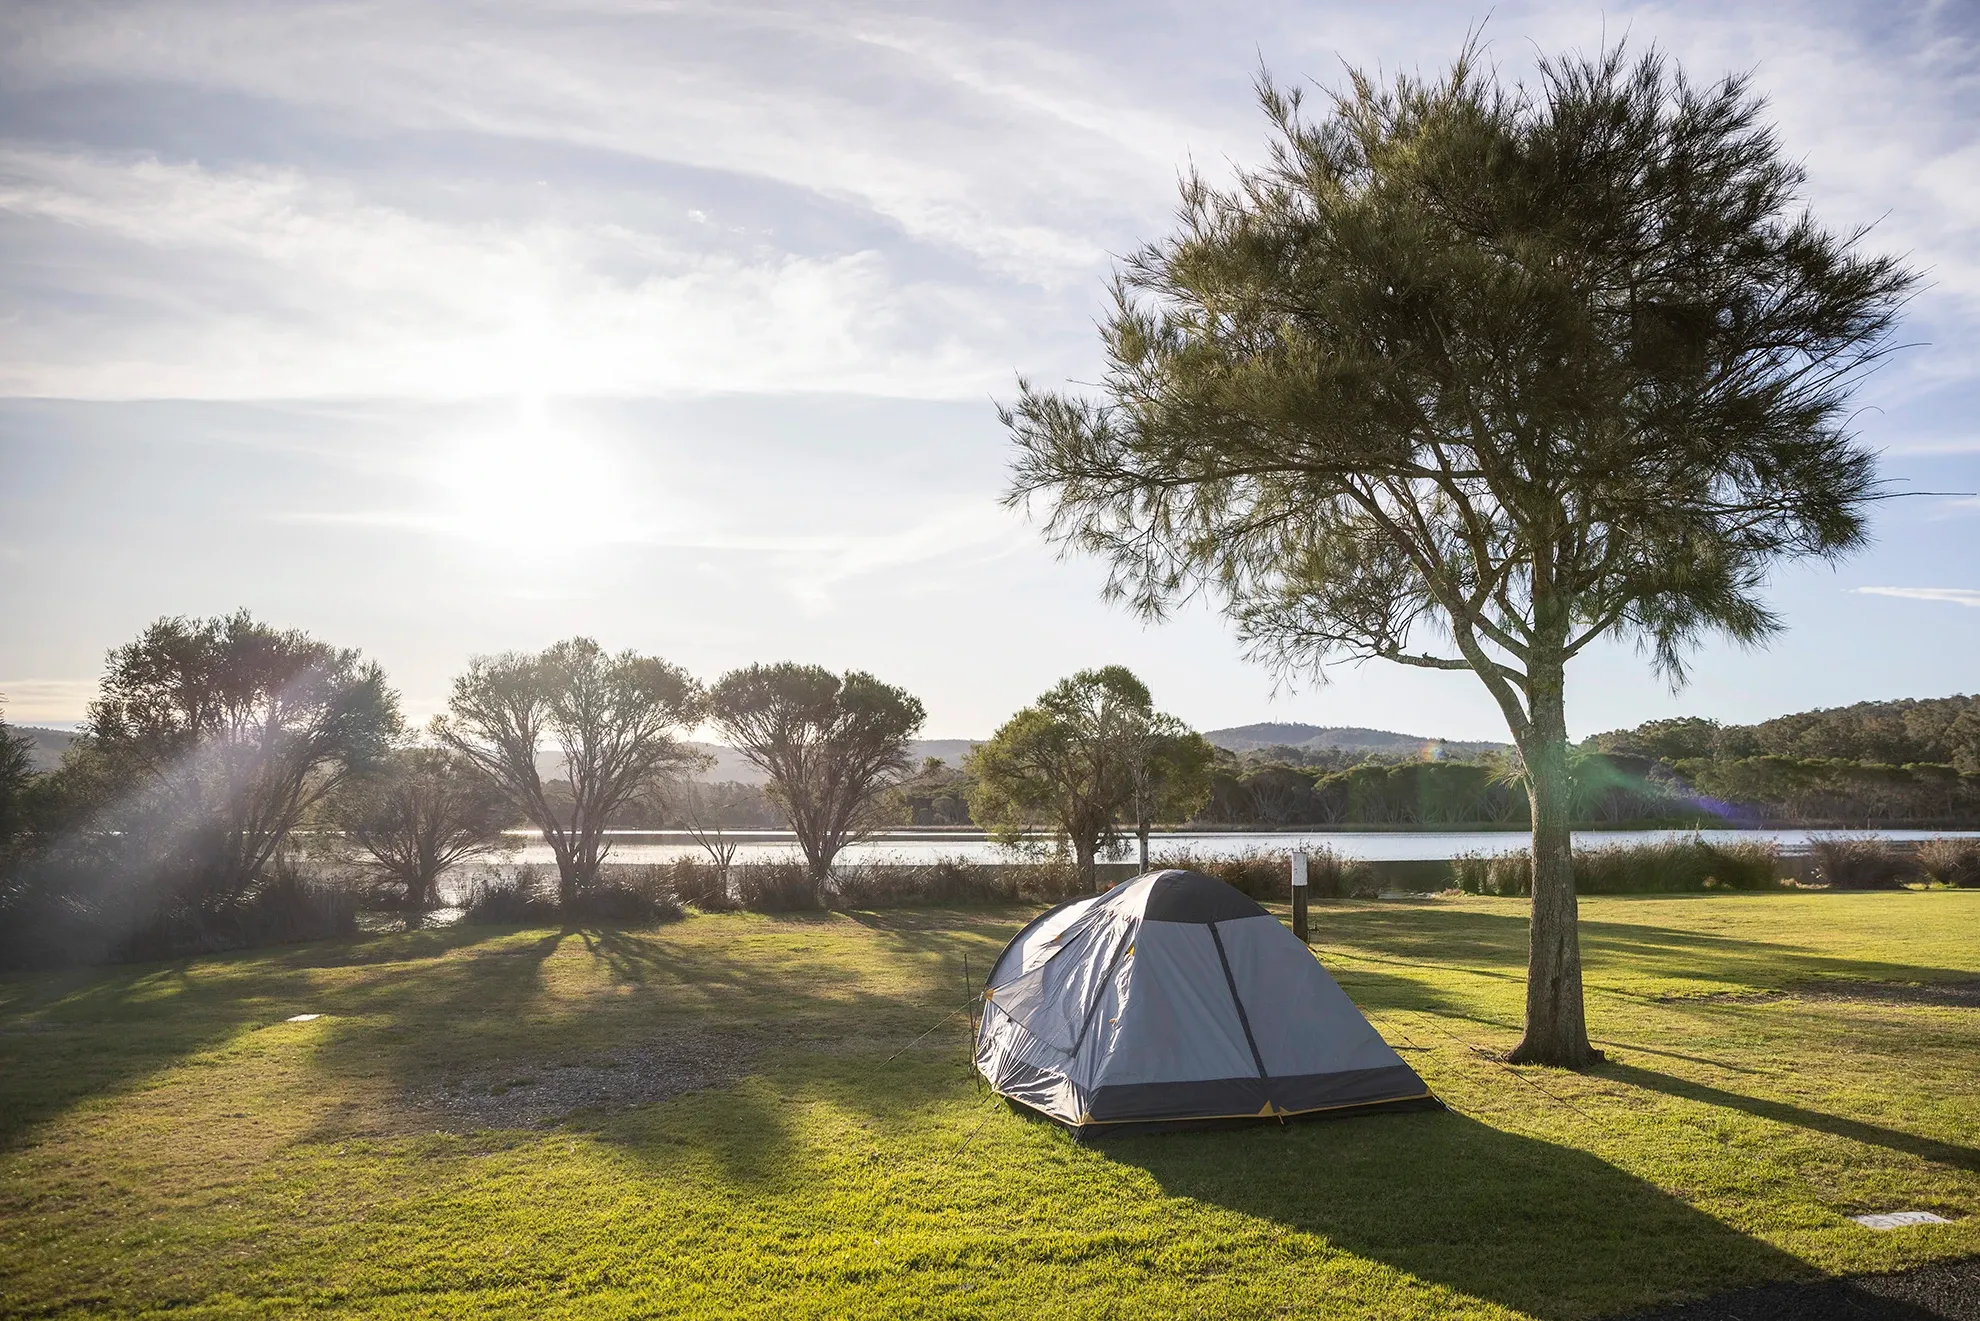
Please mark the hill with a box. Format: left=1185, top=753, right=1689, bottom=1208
left=13, top=727, right=75, bottom=774
left=1204, top=722, right=1509, bottom=759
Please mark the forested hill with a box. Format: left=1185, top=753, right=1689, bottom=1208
left=1205, top=723, right=1510, bottom=758
left=1588, top=695, right=1980, bottom=773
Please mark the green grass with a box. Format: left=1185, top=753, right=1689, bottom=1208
left=2, top=892, right=1976, bottom=1319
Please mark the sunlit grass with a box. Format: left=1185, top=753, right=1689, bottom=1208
left=2, top=892, right=1977, bottom=1319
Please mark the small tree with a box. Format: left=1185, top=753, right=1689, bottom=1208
left=327, top=745, right=517, bottom=911
left=1002, top=46, right=1912, bottom=1064
left=708, top=664, right=925, bottom=884
left=437, top=638, right=703, bottom=906
left=1124, top=717, right=1216, bottom=870
left=969, top=666, right=1154, bottom=891
left=84, top=611, right=400, bottom=908
left=674, top=778, right=745, bottom=897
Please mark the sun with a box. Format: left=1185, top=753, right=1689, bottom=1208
left=429, top=399, right=636, bottom=557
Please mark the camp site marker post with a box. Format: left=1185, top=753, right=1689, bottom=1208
left=1290, top=852, right=1309, bottom=943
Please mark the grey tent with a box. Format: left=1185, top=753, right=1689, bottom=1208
left=974, top=869, right=1433, bottom=1136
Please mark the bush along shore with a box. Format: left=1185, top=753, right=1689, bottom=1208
left=436, top=834, right=1980, bottom=932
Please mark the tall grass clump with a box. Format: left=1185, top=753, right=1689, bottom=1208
left=735, top=859, right=824, bottom=912
left=1917, top=837, right=1980, bottom=888
left=461, top=865, right=562, bottom=925
left=1148, top=847, right=1285, bottom=900
left=664, top=857, right=739, bottom=911
left=831, top=858, right=1029, bottom=908
left=1455, top=837, right=1780, bottom=896
left=1807, top=835, right=1915, bottom=890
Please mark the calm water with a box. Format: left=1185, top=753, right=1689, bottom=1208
left=506, top=826, right=1980, bottom=868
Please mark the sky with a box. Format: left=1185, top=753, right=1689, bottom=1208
left=2, top=0, right=1977, bottom=742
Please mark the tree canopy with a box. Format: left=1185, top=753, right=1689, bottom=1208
left=327, top=745, right=517, bottom=911
left=437, top=638, right=703, bottom=904
left=969, top=666, right=1205, bottom=889
left=83, top=610, right=400, bottom=907
left=708, top=663, right=925, bottom=885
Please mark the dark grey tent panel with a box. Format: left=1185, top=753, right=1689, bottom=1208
left=974, top=869, right=1431, bottom=1135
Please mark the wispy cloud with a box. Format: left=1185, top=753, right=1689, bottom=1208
left=0, top=148, right=1017, bottom=399
left=1853, top=586, right=1980, bottom=608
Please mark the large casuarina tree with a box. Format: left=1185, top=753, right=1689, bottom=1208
left=1002, top=46, right=1912, bottom=1066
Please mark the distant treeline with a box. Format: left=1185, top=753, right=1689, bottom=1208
left=643, top=696, right=1980, bottom=831
left=1587, top=696, right=1980, bottom=772
left=1586, top=696, right=1980, bottom=827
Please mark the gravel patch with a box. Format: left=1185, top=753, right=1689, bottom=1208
left=408, top=1029, right=766, bottom=1129
left=1611, top=1255, right=1980, bottom=1320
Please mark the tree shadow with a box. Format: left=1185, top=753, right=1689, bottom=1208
left=1110, top=1107, right=1810, bottom=1320
left=296, top=915, right=1013, bottom=1187
left=1600, top=1061, right=1980, bottom=1175
left=0, top=922, right=524, bottom=1151
left=1309, top=904, right=1980, bottom=1001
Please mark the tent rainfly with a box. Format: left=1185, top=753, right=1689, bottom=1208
left=974, top=869, right=1434, bottom=1136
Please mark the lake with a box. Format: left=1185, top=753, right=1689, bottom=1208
left=509, top=826, right=1980, bottom=868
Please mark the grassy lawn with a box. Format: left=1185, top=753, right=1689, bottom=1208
left=2, top=891, right=1976, bottom=1319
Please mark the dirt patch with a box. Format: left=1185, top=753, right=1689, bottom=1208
left=1795, top=980, right=1980, bottom=1008
left=407, top=1028, right=767, bottom=1129
left=1650, top=980, right=1980, bottom=1009
left=401, top=1024, right=963, bottom=1129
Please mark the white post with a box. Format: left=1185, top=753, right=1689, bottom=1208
left=1290, top=852, right=1309, bottom=942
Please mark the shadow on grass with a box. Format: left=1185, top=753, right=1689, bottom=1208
left=0, top=922, right=526, bottom=1150
left=1601, top=1061, right=1980, bottom=1175
left=1113, top=1106, right=1807, bottom=1320
left=1309, top=903, right=1979, bottom=999
left=294, top=913, right=1019, bottom=1182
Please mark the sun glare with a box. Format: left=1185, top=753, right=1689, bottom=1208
left=430, top=400, right=637, bottom=557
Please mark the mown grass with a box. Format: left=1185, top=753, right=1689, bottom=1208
left=2, top=891, right=1976, bottom=1319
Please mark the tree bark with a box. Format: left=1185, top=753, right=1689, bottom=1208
left=1507, top=658, right=1601, bottom=1067
left=1076, top=834, right=1100, bottom=892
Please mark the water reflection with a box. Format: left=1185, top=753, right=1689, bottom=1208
left=494, top=826, right=1978, bottom=868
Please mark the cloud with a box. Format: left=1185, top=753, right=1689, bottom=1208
left=1853, top=586, right=1980, bottom=608
left=0, top=678, right=98, bottom=724
left=0, top=147, right=1012, bottom=399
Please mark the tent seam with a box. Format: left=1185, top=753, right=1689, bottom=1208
left=1207, top=921, right=1269, bottom=1080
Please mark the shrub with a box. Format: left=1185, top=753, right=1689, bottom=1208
left=736, top=859, right=823, bottom=912
left=1149, top=847, right=1296, bottom=900
left=1, top=848, right=359, bottom=968
left=1917, top=836, right=1980, bottom=888
left=461, top=865, right=561, bottom=925
left=665, top=857, right=739, bottom=911
left=832, top=858, right=1028, bottom=908
left=567, top=864, right=684, bottom=925
left=1807, top=835, right=1915, bottom=890
left=1453, top=851, right=1532, bottom=896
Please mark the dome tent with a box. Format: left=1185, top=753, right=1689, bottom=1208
left=974, top=869, right=1434, bottom=1136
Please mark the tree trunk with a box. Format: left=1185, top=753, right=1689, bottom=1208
left=1507, top=661, right=1600, bottom=1068
left=549, top=833, right=582, bottom=909
left=1137, top=817, right=1150, bottom=872
left=1076, top=834, right=1100, bottom=892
